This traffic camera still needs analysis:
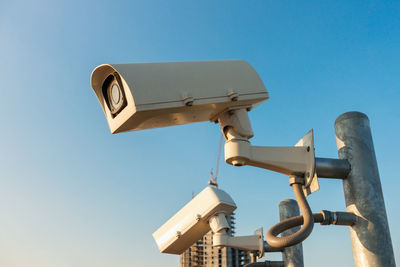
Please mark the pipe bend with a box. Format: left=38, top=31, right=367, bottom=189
left=264, top=211, right=356, bottom=249
left=266, top=183, right=314, bottom=248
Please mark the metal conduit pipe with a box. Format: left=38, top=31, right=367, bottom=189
left=264, top=243, right=284, bottom=253
left=271, top=211, right=357, bottom=231
left=266, top=210, right=357, bottom=248
left=266, top=183, right=314, bottom=249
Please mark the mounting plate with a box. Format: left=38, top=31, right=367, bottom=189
left=295, top=129, right=319, bottom=196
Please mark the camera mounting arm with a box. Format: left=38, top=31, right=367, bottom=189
left=209, top=213, right=265, bottom=258
left=216, top=108, right=318, bottom=195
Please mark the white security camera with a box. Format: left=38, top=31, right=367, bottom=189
left=152, top=186, right=236, bottom=254
left=90, top=60, right=269, bottom=133
left=152, top=186, right=264, bottom=257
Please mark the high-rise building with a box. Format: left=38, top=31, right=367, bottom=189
left=180, top=212, right=250, bottom=267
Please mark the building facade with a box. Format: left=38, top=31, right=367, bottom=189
left=180, top=213, right=250, bottom=267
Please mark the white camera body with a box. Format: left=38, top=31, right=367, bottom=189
left=91, top=60, right=268, bottom=133
left=152, top=186, right=236, bottom=255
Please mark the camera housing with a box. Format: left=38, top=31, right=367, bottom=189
left=91, top=60, right=268, bottom=133
left=152, top=186, right=236, bottom=255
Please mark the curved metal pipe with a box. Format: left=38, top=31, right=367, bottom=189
left=277, top=211, right=357, bottom=227
left=266, top=183, right=314, bottom=248
left=266, top=210, right=357, bottom=249
left=270, top=213, right=323, bottom=236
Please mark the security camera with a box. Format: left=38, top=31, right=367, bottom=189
left=90, top=60, right=269, bottom=133
left=152, top=186, right=264, bottom=257
left=152, top=186, right=236, bottom=254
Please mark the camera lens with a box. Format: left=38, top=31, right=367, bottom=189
left=102, top=73, right=127, bottom=116
left=110, top=84, right=121, bottom=106
left=108, top=81, right=125, bottom=114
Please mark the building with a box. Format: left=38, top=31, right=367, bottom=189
left=180, top=212, right=250, bottom=267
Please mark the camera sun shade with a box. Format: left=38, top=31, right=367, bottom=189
left=91, top=60, right=269, bottom=133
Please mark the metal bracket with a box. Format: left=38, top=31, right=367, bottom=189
left=254, top=227, right=265, bottom=259
left=295, top=129, right=319, bottom=196
left=217, top=108, right=319, bottom=195
left=212, top=227, right=264, bottom=258
left=224, top=129, right=317, bottom=194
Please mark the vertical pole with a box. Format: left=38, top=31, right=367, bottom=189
left=279, top=199, right=304, bottom=267
left=334, top=112, right=395, bottom=267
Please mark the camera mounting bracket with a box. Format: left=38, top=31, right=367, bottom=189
left=209, top=213, right=264, bottom=258
left=216, top=108, right=319, bottom=195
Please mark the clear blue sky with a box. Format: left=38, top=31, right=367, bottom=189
left=1, top=1, right=399, bottom=266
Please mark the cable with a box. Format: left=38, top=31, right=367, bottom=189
left=265, top=183, right=314, bottom=248
left=265, top=204, right=357, bottom=249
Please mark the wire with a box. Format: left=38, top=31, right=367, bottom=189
left=209, top=134, right=224, bottom=188
left=214, top=133, right=224, bottom=180
left=266, top=183, right=314, bottom=248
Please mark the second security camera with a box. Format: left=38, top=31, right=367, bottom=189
left=91, top=60, right=269, bottom=133
left=152, top=186, right=236, bottom=254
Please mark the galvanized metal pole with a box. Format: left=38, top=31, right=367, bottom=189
left=279, top=199, right=304, bottom=267
left=334, top=112, right=395, bottom=267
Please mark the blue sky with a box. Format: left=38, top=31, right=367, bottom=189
left=1, top=1, right=399, bottom=266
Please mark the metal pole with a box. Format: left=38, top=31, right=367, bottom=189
left=279, top=199, right=304, bottom=267
left=334, top=112, right=395, bottom=267
left=315, top=157, right=350, bottom=179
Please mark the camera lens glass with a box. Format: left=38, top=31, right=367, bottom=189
left=108, top=82, right=124, bottom=113
left=102, top=73, right=127, bottom=117
left=111, top=84, right=121, bottom=106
